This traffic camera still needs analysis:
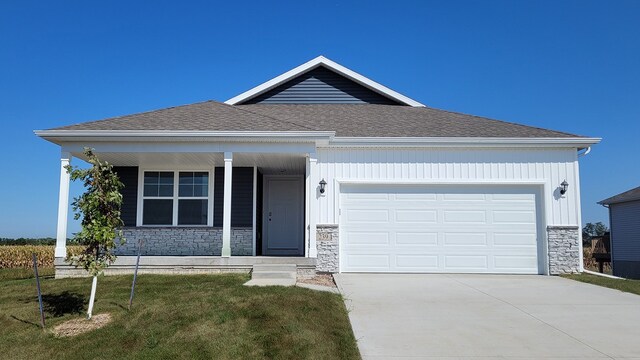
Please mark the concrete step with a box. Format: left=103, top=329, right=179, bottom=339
left=253, top=264, right=297, bottom=272
left=245, top=264, right=297, bottom=286
left=251, top=271, right=296, bottom=280
left=244, top=278, right=296, bottom=287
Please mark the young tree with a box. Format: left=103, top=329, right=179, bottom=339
left=65, top=148, right=125, bottom=319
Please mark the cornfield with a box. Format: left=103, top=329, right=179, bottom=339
left=583, top=246, right=612, bottom=274
left=0, top=245, right=85, bottom=269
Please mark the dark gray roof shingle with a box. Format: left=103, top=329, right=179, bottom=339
left=599, top=186, right=640, bottom=205
left=49, top=101, right=584, bottom=138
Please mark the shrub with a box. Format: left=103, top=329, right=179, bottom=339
left=0, top=245, right=85, bottom=269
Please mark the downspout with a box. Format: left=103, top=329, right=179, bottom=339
left=599, top=202, right=614, bottom=276
left=575, top=146, right=591, bottom=272
left=578, top=146, right=591, bottom=157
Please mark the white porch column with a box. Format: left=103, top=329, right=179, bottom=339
left=55, top=151, right=72, bottom=258
left=307, top=153, right=318, bottom=258
left=221, top=152, right=233, bottom=257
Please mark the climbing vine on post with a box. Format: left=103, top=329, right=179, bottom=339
left=65, top=148, right=125, bottom=319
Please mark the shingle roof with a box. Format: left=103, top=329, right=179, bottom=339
left=49, top=101, right=584, bottom=138
left=599, top=186, right=640, bottom=205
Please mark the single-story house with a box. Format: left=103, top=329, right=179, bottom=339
left=599, top=186, right=640, bottom=279
left=36, top=56, right=600, bottom=277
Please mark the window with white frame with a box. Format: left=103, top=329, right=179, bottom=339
left=141, top=171, right=210, bottom=226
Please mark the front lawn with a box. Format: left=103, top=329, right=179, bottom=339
left=0, top=271, right=360, bottom=360
left=563, top=273, right=640, bottom=296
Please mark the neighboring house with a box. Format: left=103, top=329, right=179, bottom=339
left=599, top=186, right=640, bottom=279
left=36, top=56, right=600, bottom=277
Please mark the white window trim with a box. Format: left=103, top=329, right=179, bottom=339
left=136, top=168, right=214, bottom=227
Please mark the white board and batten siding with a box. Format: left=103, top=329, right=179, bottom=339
left=315, top=147, right=582, bottom=274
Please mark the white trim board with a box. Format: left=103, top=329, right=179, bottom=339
left=136, top=168, right=214, bottom=227
left=224, top=56, right=425, bottom=107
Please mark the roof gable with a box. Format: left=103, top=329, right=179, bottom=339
left=240, top=66, right=402, bottom=105
left=225, top=56, right=425, bottom=107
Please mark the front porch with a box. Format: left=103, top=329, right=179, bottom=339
left=51, top=136, right=330, bottom=277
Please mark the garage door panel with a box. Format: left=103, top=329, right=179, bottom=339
left=395, top=210, right=437, bottom=223
left=345, top=231, right=390, bottom=245
left=340, top=184, right=541, bottom=274
left=494, top=255, right=538, bottom=270
left=395, top=232, right=438, bottom=245
left=493, top=210, right=536, bottom=224
left=345, top=254, right=390, bottom=269
left=395, top=255, right=439, bottom=270
left=492, top=193, right=536, bottom=201
left=444, top=255, right=489, bottom=269
left=442, top=193, right=487, bottom=201
left=345, top=209, right=389, bottom=222
left=494, top=233, right=537, bottom=246
left=395, top=193, right=437, bottom=201
left=443, top=210, right=487, bottom=224
left=343, top=192, right=389, bottom=200
left=443, top=233, right=488, bottom=246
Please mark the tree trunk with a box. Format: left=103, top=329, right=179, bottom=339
left=87, top=276, right=98, bottom=319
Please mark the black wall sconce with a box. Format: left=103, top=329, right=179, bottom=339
left=559, top=180, right=569, bottom=195
left=319, top=178, right=327, bottom=194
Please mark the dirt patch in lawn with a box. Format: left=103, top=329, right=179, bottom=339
left=298, top=274, right=337, bottom=288
left=52, top=313, right=112, bottom=337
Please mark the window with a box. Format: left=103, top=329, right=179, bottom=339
left=178, top=172, right=208, bottom=225
left=141, top=171, right=210, bottom=226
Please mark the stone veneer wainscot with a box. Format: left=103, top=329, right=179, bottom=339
left=547, top=225, right=581, bottom=275
left=316, top=224, right=339, bottom=273
left=114, top=227, right=253, bottom=256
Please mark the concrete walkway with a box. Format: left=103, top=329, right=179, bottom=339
left=334, top=274, right=640, bottom=359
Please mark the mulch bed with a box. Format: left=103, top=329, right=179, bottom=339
left=52, top=313, right=112, bottom=337
left=297, top=274, right=337, bottom=288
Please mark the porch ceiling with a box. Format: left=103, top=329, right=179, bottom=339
left=72, top=151, right=306, bottom=173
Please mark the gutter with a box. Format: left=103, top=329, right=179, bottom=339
left=34, top=130, right=337, bottom=144
left=34, top=130, right=601, bottom=149
left=325, top=137, right=602, bottom=148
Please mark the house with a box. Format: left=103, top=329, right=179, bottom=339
left=36, top=56, right=600, bottom=277
left=599, top=186, right=640, bottom=279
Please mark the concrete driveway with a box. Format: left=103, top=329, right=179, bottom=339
left=334, top=274, right=640, bottom=359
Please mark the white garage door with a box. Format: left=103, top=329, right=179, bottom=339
left=340, top=184, right=541, bottom=274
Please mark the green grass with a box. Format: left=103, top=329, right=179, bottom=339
left=0, top=267, right=55, bottom=281
left=563, top=273, right=640, bottom=296
left=0, top=270, right=360, bottom=360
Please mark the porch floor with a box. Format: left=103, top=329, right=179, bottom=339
left=54, top=256, right=317, bottom=278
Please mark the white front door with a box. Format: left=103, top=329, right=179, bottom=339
left=263, top=176, right=304, bottom=256
left=340, top=184, right=542, bottom=274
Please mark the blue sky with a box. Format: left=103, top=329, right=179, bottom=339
left=0, top=1, right=638, bottom=238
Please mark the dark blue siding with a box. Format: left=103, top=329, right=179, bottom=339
left=114, top=166, right=138, bottom=227
left=241, top=66, right=402, bottom=105
left=213, top=167, right=254, bottom=227
left=611, top=200, right=640, bottom=279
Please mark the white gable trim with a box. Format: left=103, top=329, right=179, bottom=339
left=224, top=56, right=425, bottom=107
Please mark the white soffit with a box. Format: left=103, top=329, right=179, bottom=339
left=224, top=56, right=425, bottom=107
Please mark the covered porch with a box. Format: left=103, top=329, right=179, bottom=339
left=51, top=135, right=328, bottom=275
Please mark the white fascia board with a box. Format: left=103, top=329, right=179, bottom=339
left=34, top=130, right=336, bottom=144
left=224, top=55, right=425, bottom=107
left=324, top=137, right=602, bottom=148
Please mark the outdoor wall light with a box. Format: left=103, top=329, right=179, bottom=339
left=319, top=178, right=327, bottom=194
left=559, top=180, right=569, bottom=195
